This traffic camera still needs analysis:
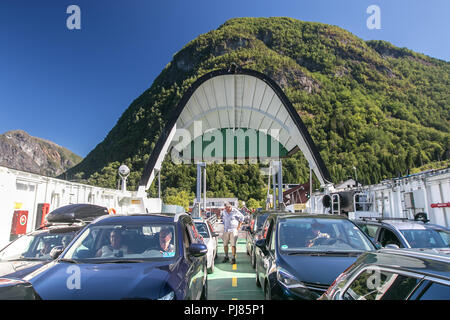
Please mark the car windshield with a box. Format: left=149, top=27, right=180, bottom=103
left=0, top=231, right=76, bottom=262
left=195, top=222, right=210, bottom=239
left=255, top=214, right=270, bottom=231
left=62, top=223, right=177, bottom=262
left=401, top=228, right=450, bottom=248
left=278, top=218, right=375, bottom=253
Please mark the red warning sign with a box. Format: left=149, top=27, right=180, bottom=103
left=11, top=210, right=28, bottom=235
left=431, top=203, right=450, bottom=208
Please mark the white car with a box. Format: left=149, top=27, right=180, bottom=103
left=194, top=219, right=218, bottom=273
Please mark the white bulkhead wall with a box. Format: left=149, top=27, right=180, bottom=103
left=0, top=166, right=162, bottom=248
left=367, top=170, right=449, bottom=227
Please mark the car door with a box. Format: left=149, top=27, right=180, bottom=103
left=358, top=223, right=380, bottom=244
left=377, top=227, right=403, bottom=248
left=206, top=221, right=217, bottom=255
left=259, top=218, right=275, bottom=289
left=255, top=218, right=271, bottom=285
left=180, top=220, right=203, bottom=300
left=340, top=267, right=423, bottom=300
left=413, top=280, right=450, bottom=300
left=265, top=219, right=278, bottom=293
left=187, top=222, right=205, bottom=299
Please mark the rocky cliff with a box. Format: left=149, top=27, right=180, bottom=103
left=0, top=130, right=82, bottom=177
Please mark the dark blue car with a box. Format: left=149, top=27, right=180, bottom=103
left=24, top=213, right=208, bottom=300
left=254, top=213, right=377, bottom=300
left=0, top=278, right=41, bottom=300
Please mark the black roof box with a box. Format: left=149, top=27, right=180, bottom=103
left=46, top=204, right=109, bottom=223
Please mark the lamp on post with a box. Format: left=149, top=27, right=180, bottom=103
left=118, top=165, right=130, bottom=192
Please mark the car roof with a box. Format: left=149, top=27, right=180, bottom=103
left=29, top=224, right=85, bottom=235
left=355, top=219, right=450, bottom=231
left=90, top=213, right=190, bottom=225
left=360, top=248, right=450, bottom=280
left=273, top=213, right=349, bottom=221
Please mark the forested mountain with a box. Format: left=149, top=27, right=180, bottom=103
left=0, top=130, right=82, bottom=177
left=65, top=17, right=449, bottom=204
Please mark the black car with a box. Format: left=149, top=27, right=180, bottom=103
left=0, top=278, right=41, bottom=300
left=254, top=213, right=377, bottom=300
left=246, top=212, right=270, bottom=268
left=24, top=213, right=208, bottom=300
left=319, top=248, right=450, bottom=300
left=0, top=204, right=108, bottom=279
left=355, top=218, right=450, bottom=250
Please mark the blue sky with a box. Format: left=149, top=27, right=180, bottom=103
left=1, top=0, right=449, bottom=157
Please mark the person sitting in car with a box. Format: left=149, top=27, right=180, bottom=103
left=37, top=240, right=52, bottom=258
left=158, top=228, right=175, bottom=256
left=306, top=222, right=331, bottom=248
left=61, top=235, right=72, bottom=248
left=96, top=230, right=128, bottom=257
left=142, top=228, right=174, bottom=257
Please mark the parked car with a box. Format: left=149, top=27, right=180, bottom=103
left=355, top=218, right=450, bottom=250
left=0, top=277, right=41, bottom=300
left=319, top=248, right=450, bottom=300
left=254, top=213, right=377, bottom=300
left=246, top=212, right=270, bottom=268
left=0, top=204, right=107, bottom=279
left=194, top=218, right=219, bottom=273
left=0, top=225, right=83, bottom=279
left=24, top=213, right=208, bottom=300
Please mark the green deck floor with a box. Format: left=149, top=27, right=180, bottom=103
left=207, top=237, right=265, bottom=300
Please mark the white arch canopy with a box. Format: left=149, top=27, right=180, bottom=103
left=138, top=68, right=331, bottom=194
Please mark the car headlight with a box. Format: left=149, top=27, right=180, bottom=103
left=158, top=291, right=175, bottom=300
left=276, top=267, right=307, bottom=289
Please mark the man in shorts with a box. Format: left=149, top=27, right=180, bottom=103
left=221, top=201, right=244, bottom=264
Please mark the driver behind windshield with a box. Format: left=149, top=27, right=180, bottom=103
left=61, top=235, right=72, bottom=248
left=37, top=240, right=52, bottom=258
left=96, top=230, right=128, bottom=257
left=158, top=228, right=174, bottom=255
left=306, top=222, right=331, bottom=248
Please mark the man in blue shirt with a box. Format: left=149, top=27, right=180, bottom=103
left=220, top=201, right=244, bottom=264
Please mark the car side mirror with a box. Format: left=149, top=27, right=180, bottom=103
left=189, top=243, right=208, bottom=257
left=50, top=246, right=64, bottom=260
left=211, top=232, right=219, bottom=238
left=385, top=244, right=400, bottom=249
left=255, top=239, right=268, bottom=255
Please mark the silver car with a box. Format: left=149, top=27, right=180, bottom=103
left=194, top=219, right=219, bottom=273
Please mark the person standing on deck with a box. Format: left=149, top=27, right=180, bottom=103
left=220, top=201, right=244, bottom=265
